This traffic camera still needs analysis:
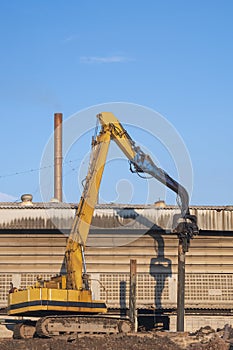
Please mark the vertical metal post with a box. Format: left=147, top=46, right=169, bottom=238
left=129, top=259, right=137, bottom=332
left=177, top=239, right=185, bottom=331
left=54, top=113, right=63, bottom=202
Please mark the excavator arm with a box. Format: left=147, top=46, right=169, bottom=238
left=97, top=112, right=190, bottom=217
left=65, top=112, right=198, bottom=291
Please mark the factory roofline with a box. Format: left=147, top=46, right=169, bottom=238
left=0, top=201, right=232, bottom=211
left=0, top=201, right=232, bottom=231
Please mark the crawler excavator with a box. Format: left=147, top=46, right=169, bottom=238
left=8, top=112, right=198, bottom=338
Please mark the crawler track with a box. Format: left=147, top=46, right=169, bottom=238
left=14, top=315, right=133, bottom=338
left=13, top=321, right=36, bottom=339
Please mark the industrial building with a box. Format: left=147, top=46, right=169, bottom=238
left=0, top=196, right=233, bottom=331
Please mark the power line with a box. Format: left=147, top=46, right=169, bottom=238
left=0, top=158, right=82, bottom=179
left=0, top=165, right=52, bottom=179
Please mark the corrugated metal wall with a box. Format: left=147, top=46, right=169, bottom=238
left=0, top=230, right=233, bottom=309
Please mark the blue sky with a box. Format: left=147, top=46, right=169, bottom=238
left=0, top=1, right=232, bottom=205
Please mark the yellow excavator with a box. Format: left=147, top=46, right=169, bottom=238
left=8, top=112, right=198, bottom=338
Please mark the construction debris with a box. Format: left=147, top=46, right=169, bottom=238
left=0, top=324, right=233, bottom=350
left=156, top=325, right=233, bottom=349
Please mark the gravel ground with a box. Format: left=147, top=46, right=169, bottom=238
left=0, top=335, right=182, bottom=350
left=0, top=333, right=231, bottom=350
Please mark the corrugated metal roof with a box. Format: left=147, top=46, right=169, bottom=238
left=0, top=202, right=232, bottom=231
left=1, top=202, right=233, bottom=210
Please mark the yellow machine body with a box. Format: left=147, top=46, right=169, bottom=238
left=8, top=274, right=106, bottom=316
left=8, top=287, right=106, bottom=316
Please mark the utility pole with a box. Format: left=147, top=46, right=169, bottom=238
left=175, top=215, right=198, bottom=332
left=129, top=259, right=137, bottom=332
left=177, top=237, right=186, bottom=331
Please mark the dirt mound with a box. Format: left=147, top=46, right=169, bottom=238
left=0, top=334, right=183, bottom=350
left=0, top=332, right=231, bottom=350
left=1, top=324, right=233, bottom=350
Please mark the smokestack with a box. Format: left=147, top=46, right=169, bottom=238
left=54, top=113, right=63, bottom=202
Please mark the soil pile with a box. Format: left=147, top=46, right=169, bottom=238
left=0, top=331, right=231, bottom=350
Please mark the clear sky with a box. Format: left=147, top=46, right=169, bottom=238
left=0, top=0, right=232, bottom=206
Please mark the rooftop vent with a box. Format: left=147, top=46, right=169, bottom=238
left=21, top=194, right=33, bottom=206
left=50, top=197, right=60, bottom=203
left=154, top=200, right=166, bottom=208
